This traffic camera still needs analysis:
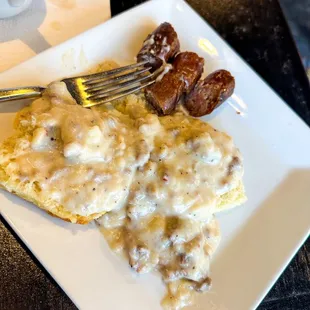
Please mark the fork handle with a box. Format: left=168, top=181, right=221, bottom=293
left=0, top=86, right=46, bottom=103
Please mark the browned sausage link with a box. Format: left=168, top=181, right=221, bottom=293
left=145, top=71, right=184, bottom=115
left=184, top=70, right=235, bottom=117
left=137, top=22, right=180, bottom=71
left=173, top=52, right=204, bottom=93
left=145, top=52, right=204, bottom=115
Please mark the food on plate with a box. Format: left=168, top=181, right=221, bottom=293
left=0, top=81, right=140, bottom=224
left=97, top=99, right=245, bottom=308
left=184, top=70, right=235, bottom=117
left=0, top=77, right=244, bottom=222
left=0, top=66, right=245, bottom=308
left=0, top=22, right=246, bottom=310
left=0, top=75, right=244, bottom=223
left=173, top=51, right=204, bottom=93
left=145, top=66, right=184, bottom=115
left=138, top=25, right=235, bottom=116
left=137, top=22, right=180, bottom=71
left=145, top=52, right=204, bottom=115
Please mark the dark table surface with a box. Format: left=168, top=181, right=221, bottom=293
left=1, top=0, right=310, bottom=309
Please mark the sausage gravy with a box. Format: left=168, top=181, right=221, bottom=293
left=11, top=77, right=243, bottom=309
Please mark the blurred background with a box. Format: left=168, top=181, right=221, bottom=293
left=280, top=0, right=310, bottom=80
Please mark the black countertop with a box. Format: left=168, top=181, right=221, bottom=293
left=1, top=0, right=310, bottom=309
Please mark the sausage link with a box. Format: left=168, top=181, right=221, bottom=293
left=137, top=22, right=180, bottom=71
left=184, top=70, right=235, bottom=117
left=145, top=51, right=204, bottom=115
left=173, top=52, right=204, bottom=93
left=145, top=71, right=184, bottom=115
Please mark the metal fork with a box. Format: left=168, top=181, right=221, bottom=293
left=0, top=61, right=162, bottom=107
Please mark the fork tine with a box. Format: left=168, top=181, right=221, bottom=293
left=82, top=61, right=149, bottom=84
left=87, top=69, right=159, bottom=96
left=64, top=62, right=163, bottom=108
left=87, top=66, right=163, bottom=101
left=84, top=66, right=151, bottom=89
left=87, top=79, right=156, bottom=107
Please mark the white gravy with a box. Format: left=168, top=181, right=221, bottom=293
left=7, top=73, right=243, bottom=309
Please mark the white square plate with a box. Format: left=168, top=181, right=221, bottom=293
left=0, top=0, right=310, bottom=309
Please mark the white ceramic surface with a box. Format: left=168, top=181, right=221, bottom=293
left=0, top=0, right=310, bottom=309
